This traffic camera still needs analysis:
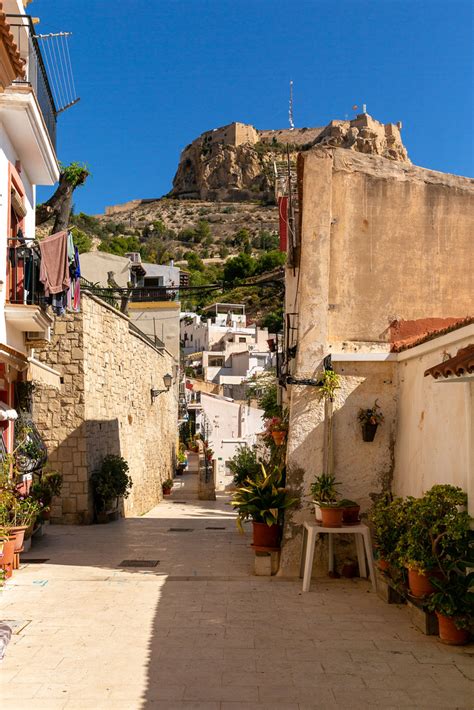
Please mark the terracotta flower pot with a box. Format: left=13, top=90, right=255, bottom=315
left=377, top=558, right=390, bottom=572
left=342, top=505, right=360, bottom=525
left=252, top=521, right=281, bottom=548
left=320, top=507, right=344, bottom=528
left=407, top=568, right=439, bottom=598
left=271, top=431, right=286, bottom=446
left=362, top=422, right=378, bottom=442
left=8, top=526, right=28, bottom=552
left=0, top=539, right=15, bottom=579
left=163, top=488, right=172, bottom=496
left=436, top=613, right=470, bottom=646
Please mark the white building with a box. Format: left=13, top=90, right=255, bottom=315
left=187, top=388, right=265, bottom=489
left=181, top=303, right=269, bottom=356
left=0, top=4, right=66, bottom=452
left=181, top=302, right=273, bottom=397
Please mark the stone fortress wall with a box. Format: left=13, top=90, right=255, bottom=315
left=32, top=293, right=177, bottom=523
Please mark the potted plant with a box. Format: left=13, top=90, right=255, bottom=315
left=176, top=450, right=187, bottom=475
left=396, top=485, right=470, bottom=598
left=31, top=471, right=63, bottom=521
left=264, top=417, right=288, bottom=446
left=0, top=528, right=15, bottom=580
left=228, top=445, right=261, bottom=488
left=368, top=494, right=409, bottom=571
left=426, top=564, right=473, bottom=646
left=319, top=500, right=345, bottom=527
left=358, top=400, right=384, bottom=442
left=90, top=455, right=132, bottom=523
left=339, top=499, right=361, bottom=525
left=162, top=478, right=173, bottom=496
left=230, top=465, right=297, bottom=548
left=309, top=473, right=340, bottom=523
left=0, top=491, right=41, bottom=551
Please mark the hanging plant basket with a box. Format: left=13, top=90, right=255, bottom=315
left=362, top=422, right=378, bottom=442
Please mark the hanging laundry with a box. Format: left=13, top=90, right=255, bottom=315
left=73, top=246, right=81, bottom=311
left=39, top=231, right=70, bottom=296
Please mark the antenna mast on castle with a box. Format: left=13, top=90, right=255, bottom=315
left=289, top=80, right=295, bottom=130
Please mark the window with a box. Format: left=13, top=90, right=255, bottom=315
left=190, top=334, right=193, bottom=342
left=239, top=337, right=246, bottom=343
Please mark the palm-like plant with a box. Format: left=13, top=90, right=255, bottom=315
left=230, top=465, right=297, bottom=532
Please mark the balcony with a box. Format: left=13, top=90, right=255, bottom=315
left=5, top=238, right=52, bottom=336
left=6, top=14, right=56, bottom=148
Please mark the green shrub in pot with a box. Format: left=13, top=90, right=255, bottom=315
left=309, top=473, right=340, bottom=503
left=90, top=455, right=132, bottom=514
left=230, top=465, right=297, bottom=532
left=395, top=485, right=469, bottom=575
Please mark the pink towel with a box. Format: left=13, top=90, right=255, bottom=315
left=39, top=231, right=70, bottom=296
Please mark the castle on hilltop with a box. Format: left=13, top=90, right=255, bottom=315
left=170, top=113, right=409, bottom=202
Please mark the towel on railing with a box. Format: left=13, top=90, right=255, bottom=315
left=38, top=230, right=70, bottom=296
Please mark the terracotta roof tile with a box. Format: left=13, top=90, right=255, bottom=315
left=0, top=4, right=25, bottom=80
left=391, top=316, right=474, bottom=353
left=424, top=344, right=474, bottom=379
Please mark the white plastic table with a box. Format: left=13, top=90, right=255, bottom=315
left=301, top=520, right=376, bottom=592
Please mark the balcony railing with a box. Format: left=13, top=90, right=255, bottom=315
left=7, top=238, right=45, bottom=306
left=6, top=14, right=57, bottom=149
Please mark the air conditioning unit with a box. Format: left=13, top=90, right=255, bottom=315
left=25, top=328, right=51, bottom=347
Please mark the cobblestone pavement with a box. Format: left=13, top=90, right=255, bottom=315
left=1, top=475, right=472, bottom=709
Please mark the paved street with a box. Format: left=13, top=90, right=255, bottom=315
left=0, top=474, right=472, bottom=709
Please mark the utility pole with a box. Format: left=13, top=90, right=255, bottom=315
left=289, top=80, right=295, bottom=130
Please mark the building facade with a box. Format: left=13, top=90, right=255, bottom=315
left=0, top=5, right=60, bottom=453
left=280, top=132, right=474, bottom=575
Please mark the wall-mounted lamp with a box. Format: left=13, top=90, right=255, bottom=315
left=151, top=373, right=173, bottom=403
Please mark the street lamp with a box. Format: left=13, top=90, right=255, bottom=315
left=151, top=373, right=173, bottom=403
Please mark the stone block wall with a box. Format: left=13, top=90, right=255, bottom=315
left=33, top=294, right=177, bottom=523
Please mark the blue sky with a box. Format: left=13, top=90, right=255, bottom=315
left=35, top=0, right=473, bottom=214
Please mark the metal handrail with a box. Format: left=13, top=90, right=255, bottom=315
left=6, top=14, right=57, bottom=148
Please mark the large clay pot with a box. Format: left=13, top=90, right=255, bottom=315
left=252, top=521, right=281, bottom=548
left=8, top=526, right=28, bottom=552
left=362, top=423, right=378, bottom=442
left=407, top=568, right=438, bottom=598
left=436, top=613, right=470, bottom=645
left=163, top=488, right=172, bottom=496
left=320, top=507, right=344, bottom=528
left=0, top=539, right=15, bottom=579
left=342, top=505, right=360, bottom=525
left=271, top=431, right=286, bottom=446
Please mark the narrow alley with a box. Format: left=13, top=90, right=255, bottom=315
left=1, top=475, right=472, bottom=710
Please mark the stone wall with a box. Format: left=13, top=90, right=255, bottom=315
left=32, top=293, right=177, bottom=523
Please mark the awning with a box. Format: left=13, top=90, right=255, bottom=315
left=424, top=345, right=474, bottom=380
left=0, top=401, right=17, bottom=421
left=0, top=344, right=28, bottom=371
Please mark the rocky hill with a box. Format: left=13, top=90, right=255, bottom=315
left=169, top=114, right=409, bottom=202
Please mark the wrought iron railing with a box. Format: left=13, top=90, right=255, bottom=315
left=6, top=14, right=57, bottom=149
left=7, top=237, right=44, bottom=306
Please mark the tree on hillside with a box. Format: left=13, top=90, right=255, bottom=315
left=36, top=162, right=90, bottom=234
left=69, top=227, right=92, bottom=254
left=223, top=253, right=256, bottom=285
left=254, top=250, right=286, bottom=274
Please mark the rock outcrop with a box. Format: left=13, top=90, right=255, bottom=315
left=170, top=115, right=409, bottom=202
